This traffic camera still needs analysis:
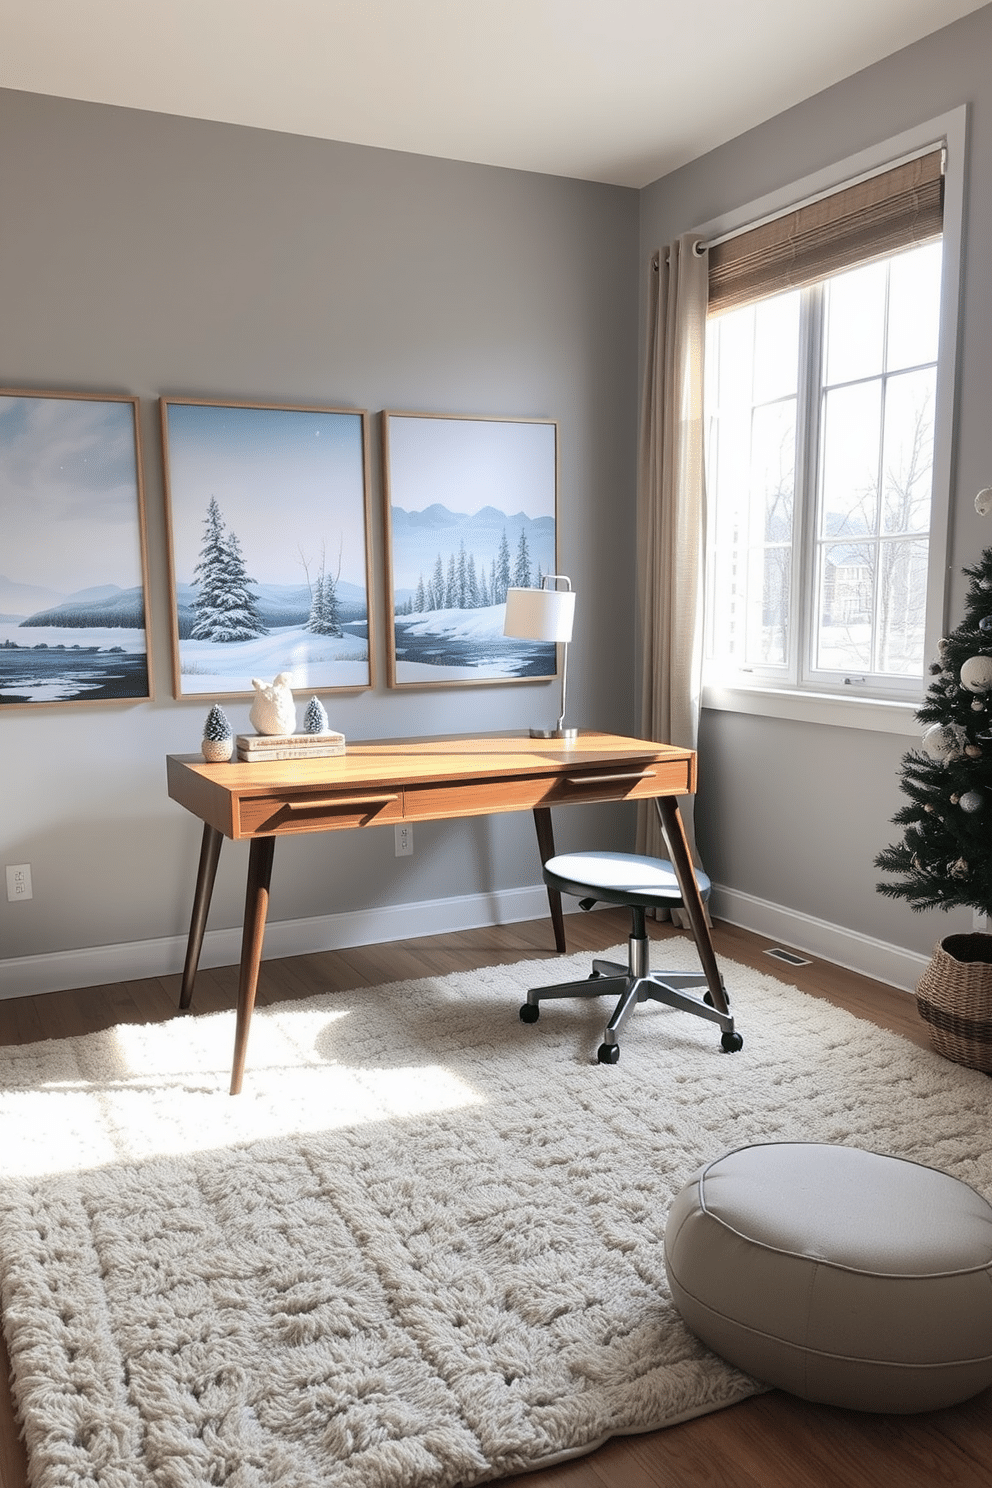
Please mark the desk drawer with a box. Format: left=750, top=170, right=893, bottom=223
left=544, top=757, right=692, bottom=803
left=403, top=759, right=689, bottom=822
left=236, top=787, right=404, bottom=837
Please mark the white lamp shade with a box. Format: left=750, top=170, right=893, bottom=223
left=503, top=586, right=576, bottom=643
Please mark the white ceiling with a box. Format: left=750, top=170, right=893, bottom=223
left=1, top=0, right=987, bottom=187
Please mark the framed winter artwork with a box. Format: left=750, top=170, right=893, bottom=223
left=0, top=388, right=153, bottom=709
left=161, top=398, right=374, bottom=700
left=381, top=412, right=559, bottom=688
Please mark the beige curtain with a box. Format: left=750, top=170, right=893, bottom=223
left=636, top=233, right=709, bottom=872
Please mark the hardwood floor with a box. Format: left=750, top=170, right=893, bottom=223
left=1, top=912, right=990, bottom=1488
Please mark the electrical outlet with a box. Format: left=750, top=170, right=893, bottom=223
left=5, top=863, right=33, bottom=902
left=394, top=824, right=414, bottom=857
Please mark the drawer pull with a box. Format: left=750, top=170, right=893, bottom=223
left=564, top=770, right=657, bottom=786
left=285, top=793, right=400, bottom=811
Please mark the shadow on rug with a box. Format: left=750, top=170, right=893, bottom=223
left=2, top=940, right=990, bottom=1487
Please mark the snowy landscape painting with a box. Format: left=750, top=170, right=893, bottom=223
left=0, top=390, right=151, bottom=708
left=382, top=413, right=559, bottom=687
left=161, top=400, right=373, bottom=698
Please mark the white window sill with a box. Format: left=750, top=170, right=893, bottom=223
left=702, top=683, right=922, bottom=736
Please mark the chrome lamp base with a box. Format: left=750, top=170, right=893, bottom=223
left=529, top=725, right=579, bottom=742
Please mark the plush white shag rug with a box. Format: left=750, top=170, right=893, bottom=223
left=2, top=941, right=991, bottom=1488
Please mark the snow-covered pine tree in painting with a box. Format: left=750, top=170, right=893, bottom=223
left=493, top=529, right=512, bottom=606
left=303, top=545, right=344, bottom=638
left=191, top=498, right=267, bottom=643
left=513, top=528, right=532, bottom=589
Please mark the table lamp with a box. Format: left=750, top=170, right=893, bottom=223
left=503, top=574, right=577, bottom=740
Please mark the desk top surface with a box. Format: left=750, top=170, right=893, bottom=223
left=169, top=729, right=688, bottom=791
left=167, top=729, right=694, bottom=838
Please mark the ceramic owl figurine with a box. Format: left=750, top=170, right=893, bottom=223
left=249, top=673, right=297, bottom=736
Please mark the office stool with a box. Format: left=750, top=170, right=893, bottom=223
left=520, top=850, right=743, bottom=1064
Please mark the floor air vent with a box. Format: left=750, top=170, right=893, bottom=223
left=765, top=947, right=812, bottom=967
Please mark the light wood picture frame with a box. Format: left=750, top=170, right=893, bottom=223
left=0, top=388, right=153, bottom=708
left=161, top=397, right=375, bottom=700
left=382, top=411, right=559, bottom=689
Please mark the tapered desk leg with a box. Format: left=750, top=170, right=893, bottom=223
left=230, top=835, right=276, bottom=1096
left=533, top=807, right=567, bottom=952
left=178, top=824, right=223, bottom=1011
left=654, top=797, right=730, bottom=1016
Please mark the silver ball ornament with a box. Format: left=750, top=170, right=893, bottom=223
left=960, top=790, right=984, bottom=813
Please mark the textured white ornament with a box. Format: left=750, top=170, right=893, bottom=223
left=249, top=673, right=297, bottom=735
left=975, top=487, right=992, bottom=517
left=961, top=655, right=992, bottom=693
left=960, top=790, right=985, bottom=813
left=922, top=724, right=960, bottom=760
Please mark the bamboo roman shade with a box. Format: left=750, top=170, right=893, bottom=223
left=707, top=149, right=944, bottom=315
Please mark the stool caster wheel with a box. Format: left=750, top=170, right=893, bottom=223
left=519, top=1003, right=540, bottom=1024
left=721, top=1030, right=744, bottom=1053
left=597, top=1043, right=620, bottom=1065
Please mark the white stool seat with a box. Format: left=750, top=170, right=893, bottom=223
left=665, top=1142, right=992, bottom=1413
left=543, top=850, right=712, bottom=909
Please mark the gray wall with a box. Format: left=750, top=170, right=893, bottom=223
left=0, top=88, right=640, bottom=968
left=640, top=3, right=992, bottom=962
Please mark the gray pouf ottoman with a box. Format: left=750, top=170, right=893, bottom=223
left=664, top=1142, right=992, bottom=1413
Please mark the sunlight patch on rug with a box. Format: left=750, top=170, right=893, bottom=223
left=2, top=940, right=991, bottom=1488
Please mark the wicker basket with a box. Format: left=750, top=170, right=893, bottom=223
left=916, top=933, right=992, bottom=1073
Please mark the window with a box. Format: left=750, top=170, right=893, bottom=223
left=704, top=242, right=942, bottom=695
left=699, top=122, right=963, bottom=718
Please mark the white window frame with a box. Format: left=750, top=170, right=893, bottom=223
left=698, top=108, right=966, bottom=737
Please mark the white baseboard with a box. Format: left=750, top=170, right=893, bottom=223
left=0, top=885, right=561, bottom=1000
left=709, top=884, right=927, bottom=994
left=1, top=881, right=927, bottom=1001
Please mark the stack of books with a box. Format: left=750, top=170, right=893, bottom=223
left=236, top=730, right=346, bottom=762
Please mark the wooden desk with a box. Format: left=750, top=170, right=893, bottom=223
left=167, top=730, right=726, bottom=1092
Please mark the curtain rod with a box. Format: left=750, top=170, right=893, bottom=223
left=688, top=140, right=945, bottom=257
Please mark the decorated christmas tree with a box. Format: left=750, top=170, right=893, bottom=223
left=877, top=503, right=992, bottom=918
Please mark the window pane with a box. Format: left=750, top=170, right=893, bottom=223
left=715, top=304, right=756, bottom=409
left=705, top=297, right=799, bottom=674
left=750, top=401, right=795, bottom=541
left=814, top=539, right=874, bottom=671
left=874, top=538, right=929, bottom=674
left=887, top=242, right=942, bottom=371
left=819, top=381, right=881, bottom=539
left=824, top=260, right=886, bottom=386
left=882, top=368, right=936, bottom=534
left=752, top=293, right=800, bottom=403
left=743, top=545, right=790, bottom=665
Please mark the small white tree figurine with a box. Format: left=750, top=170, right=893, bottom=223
left=303, top=695, right=329, bottom=735
left=201, top=704, right=233, bottom=762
